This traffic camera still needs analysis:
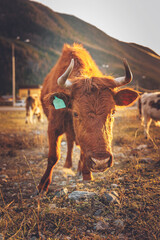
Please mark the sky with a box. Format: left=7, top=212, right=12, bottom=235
left=31, top=0, right=160, bottom=55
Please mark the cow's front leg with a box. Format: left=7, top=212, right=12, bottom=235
left=78, top=152, right=93, bottom=180
left=30, top=109, right=34, bottom=124
left=38, top=127, right=62, bottom=193
left=25, top=109, right=29, bottom=124
left=144, top=116, right=152, bottom=139
left=63, top=133, right=74, bottom=168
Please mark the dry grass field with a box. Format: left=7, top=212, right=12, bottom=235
left=0, top=107, right=159, bottom=240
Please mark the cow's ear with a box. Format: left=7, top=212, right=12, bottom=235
left=44, top=92, right=71, bottom=109
left=114, top=88, right=139, bottom=106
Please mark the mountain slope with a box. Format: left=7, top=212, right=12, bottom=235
left=0, top=0, right=159, bottom=95
left=60, top=13, right=160, bottom=89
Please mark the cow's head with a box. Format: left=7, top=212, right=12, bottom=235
left=49, top=59, right=138, bottom=172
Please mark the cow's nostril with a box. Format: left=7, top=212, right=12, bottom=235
left=89, top=155, right=113, bottom=172
left=91, top=157, right=111, bottom=166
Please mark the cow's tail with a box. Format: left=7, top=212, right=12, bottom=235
left=138, top=96, right=142, bottom=118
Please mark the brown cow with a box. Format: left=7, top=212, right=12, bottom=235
left=38, top=43, right=138, bottom=193
left=25, top=95, right=43, bottom=124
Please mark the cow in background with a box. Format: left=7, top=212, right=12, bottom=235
left=38, top=43, right=139, bottom=193
left=25, top=95, right=43, bottom=124
left=138, top=92, right=160, bottom=137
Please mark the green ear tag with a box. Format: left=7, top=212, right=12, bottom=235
left=53, top=96, right=66, bottom=109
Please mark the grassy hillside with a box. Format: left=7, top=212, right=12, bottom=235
left=0, top=0, right=159, bottom=95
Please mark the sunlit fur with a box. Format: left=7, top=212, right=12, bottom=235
left=102, top=114, right=114, bottom=154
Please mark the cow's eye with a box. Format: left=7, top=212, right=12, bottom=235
left=112, top=110, right=116, bottom=115
left=73, top=112, right=78, bottom=117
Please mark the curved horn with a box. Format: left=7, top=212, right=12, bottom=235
left=57, top=59, right=74, bottom=88
left=114, top=58, right=133, bottom=87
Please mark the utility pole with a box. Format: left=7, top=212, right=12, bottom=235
left=11, top=37, right=30, bottom=107
left=12, top=42, right=16, bottom=107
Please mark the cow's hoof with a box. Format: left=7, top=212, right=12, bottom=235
left=76, top=171, right=82, bottom=177
left=63, top=163, right=72, bottom=168
left=30, top=189, right=39, bottom=198
left=34, top=188, right=48, bottom=197
left=37, top=182, right=50, bottom=195
left=82, top=173, right=93, bottom=181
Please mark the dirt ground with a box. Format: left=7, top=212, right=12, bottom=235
left=0, top=108, right=159, bottom=239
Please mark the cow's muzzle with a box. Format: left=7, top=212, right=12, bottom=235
left=89, top=154, right=113, bottom=172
